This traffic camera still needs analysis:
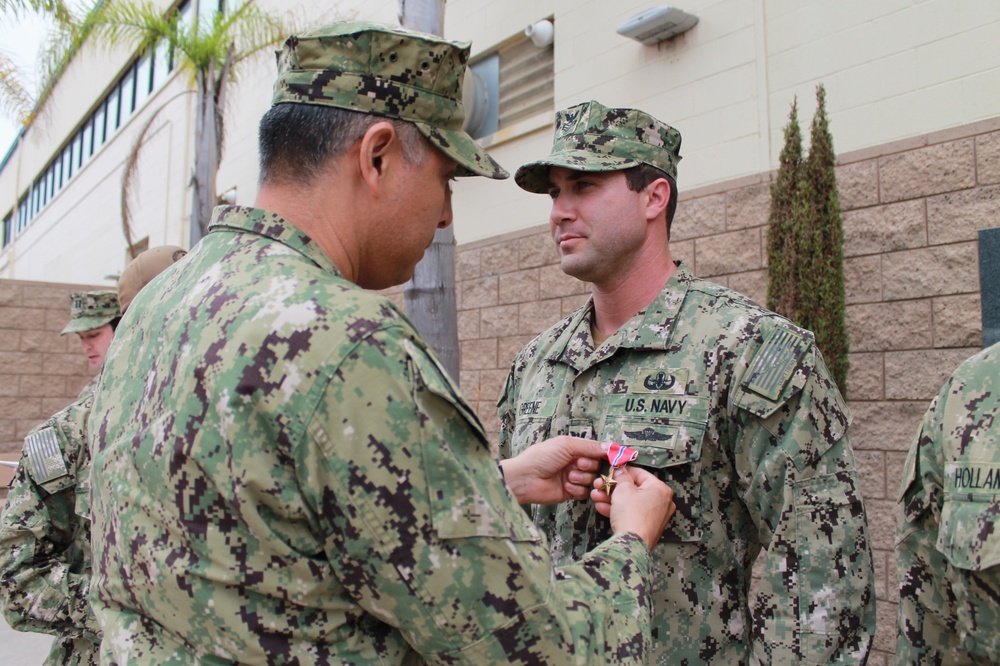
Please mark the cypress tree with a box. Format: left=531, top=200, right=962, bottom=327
left=766, top=98, right=804, bottom=321
left=766, top=86, right=850, bottom=396
left=803, top=84, right=849, bottom=393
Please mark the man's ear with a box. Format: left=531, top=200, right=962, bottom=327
left=357, top=121, right=398, bottom=196
left=644, top=177, right=671, bottom=223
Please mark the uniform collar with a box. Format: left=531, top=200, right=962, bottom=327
left=546, top=261, right=693, bottom=371
left=208, top=205, right=342, bottom=276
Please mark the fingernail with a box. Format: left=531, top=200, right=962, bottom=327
left=600, top=442, right=610, bottom=451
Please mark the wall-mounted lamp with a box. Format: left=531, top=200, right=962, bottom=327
left=617, top=6, right=698, bottom=45
left=525, top=19, right=554, bottom=48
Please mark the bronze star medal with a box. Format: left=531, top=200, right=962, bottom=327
left=603, top=443, right=639, bottom=495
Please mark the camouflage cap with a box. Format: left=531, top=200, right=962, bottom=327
left=515, top=100, right=682, bottom=193
left=272, top=20, right=508, bottom=180
left=60, top=290, right=120, bottom=336
left=117, top=245, right=187, bottom=312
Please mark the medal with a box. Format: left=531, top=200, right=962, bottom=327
left=602, top=443, right=639, bottom=495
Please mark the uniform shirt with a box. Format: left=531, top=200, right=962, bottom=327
left=0, top=390, right=101, bottom=666
left=88, top=205, right=657, bottom=665
left=498, top=262, right=876, bottom=665
left=896, top=341, right=1000, bottom=664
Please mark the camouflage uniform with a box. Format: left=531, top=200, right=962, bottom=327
left=0, top=289, right=119, bottom=665
left=896, top=342, right=1000, bottom=664
left=0, top=391, right=100, bottom=665
left=88, top=22, right=659, bottom=665
left=499, top=101, right=876, bottom=665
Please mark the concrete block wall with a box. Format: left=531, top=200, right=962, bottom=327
left=0, top=280, right=98, bottom=507
left=452, top=116, right=999, bottom=663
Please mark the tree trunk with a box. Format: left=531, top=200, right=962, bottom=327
left=399, top=0, right=460, bottom=380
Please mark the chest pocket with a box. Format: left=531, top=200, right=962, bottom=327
left=508, top=398, right=559, bottom=457
left=601, top=415, right=705, bottom=543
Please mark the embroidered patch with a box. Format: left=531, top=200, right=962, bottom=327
left=631, top=368, right=689, bottom=394
left=743, top=328, right=810, bottom=401
left=24, top=427, right=68, bottom=484
left=945, top=462, right=1000, bottom=494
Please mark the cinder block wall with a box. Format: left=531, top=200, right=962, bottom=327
left=0, top=280, right=100, bottom=507
left=450, top=117, right=999, bottom=664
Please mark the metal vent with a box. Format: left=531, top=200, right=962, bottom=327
left=497, top=36, right=554, bottom=130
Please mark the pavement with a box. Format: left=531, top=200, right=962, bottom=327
left=0, top=611, right=52, bottom=665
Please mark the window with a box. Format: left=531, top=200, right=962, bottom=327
left=2, top=211, right=11, bottom=247
left=135, top=52, right=152, bottom=108
left=107, top=86, right=121, bottom=132
left=120, top=64, right=136, bottom=118
left=94, top=100, right=107, bottom=148
left=466, top=29, right=554, bottom=139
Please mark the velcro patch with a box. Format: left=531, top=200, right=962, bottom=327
left=24, top=427, right=68, bottom=484
left=743, top=328, right=810, bottom=401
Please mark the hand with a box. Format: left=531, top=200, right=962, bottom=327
left=592, top=466, right=674, bottom=550
left=499, top=436, right=605, bottom=505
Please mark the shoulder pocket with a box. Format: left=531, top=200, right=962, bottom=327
left=22, top=426, right=74, bottom=494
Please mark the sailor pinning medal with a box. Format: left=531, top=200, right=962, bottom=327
left=602, top=442, right=639, bottom=495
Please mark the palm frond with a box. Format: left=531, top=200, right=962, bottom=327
left=0, top=52, right=34, bottom=123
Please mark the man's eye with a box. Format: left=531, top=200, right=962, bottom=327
left=547, top=188, right=560, bottom=199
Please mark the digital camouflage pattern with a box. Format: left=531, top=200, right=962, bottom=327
left=896, top=341, right=1000, bottom=664
left=498, top=262, right=876, bottom=664
left=514, top=100, right=682, bottom=193
left=59, top=290, right=120, bottom=336
left=0, top=389, right=100, bottom=665
left=272, top=21, right=508, bottom=180
left=88, top=205, right=658, bottom=665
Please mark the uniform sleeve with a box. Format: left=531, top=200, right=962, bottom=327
left=496, top=367, right=517, bottom=461
left=0, top=422, right=100, bottom=642
left=732, top=341, right=875, bottom=664
left=300, top=326, right=655, bottom=664
left=893, top=385, right=962, bottom=662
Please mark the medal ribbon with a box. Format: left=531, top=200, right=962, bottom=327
left=608, top=443, right=639, bottom=468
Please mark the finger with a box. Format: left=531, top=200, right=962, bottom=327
left=590, top=488, right=611, bottom=517
left=566, top=469, right=598, bottom=486
left=573, top=456, right=599, bottom=472
left=556, top=437, right=607, bottom=460
left=563, top=480, right=590, bottom=500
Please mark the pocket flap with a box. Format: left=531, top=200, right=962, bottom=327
left=610, top=418, right=704, bottom=469
left=937, top=496, right=1000, bottom=570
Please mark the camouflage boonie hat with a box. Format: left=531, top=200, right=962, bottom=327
left=515, top=100, right=682, bottom=193
left=272, top=20, right=508, bottom=180
left=60, top=290, right=120, bottom=336
left=117, top=245, right=187, bottom=312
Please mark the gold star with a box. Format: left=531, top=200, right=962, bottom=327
left=601, top=472, right=618, bottom=494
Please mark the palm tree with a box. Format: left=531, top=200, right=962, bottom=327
left=0, top=0, right=76, bottom=125
left=82, top=0, right=285, bottom=243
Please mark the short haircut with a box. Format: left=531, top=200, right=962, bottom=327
left=258, top=104, right=429, bottom=186
left=623, top=164, right=679, bottom=237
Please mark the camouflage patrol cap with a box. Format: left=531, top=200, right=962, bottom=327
left=117, top=245, right=187, bottom=312
left=272, top=20, right=508, bottom=180
left=515, top=100, right=682, bottom=193
left=60, top=290, right=120, bottom=336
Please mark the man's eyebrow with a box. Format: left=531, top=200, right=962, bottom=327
left=547, top=170, right=593, bottom=189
